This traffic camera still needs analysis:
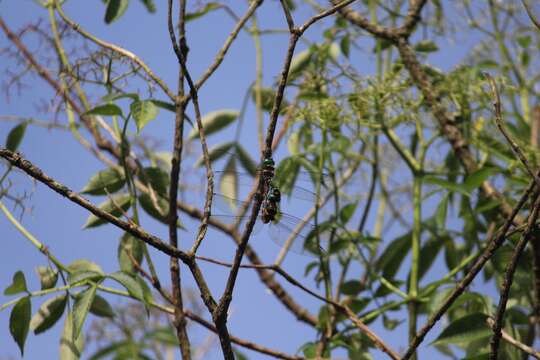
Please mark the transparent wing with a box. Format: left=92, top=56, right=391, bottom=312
left=215, top=171, right=323, bottom=203
left=211, top=193, right=255, bottom=216
left=209, top=215, right=264, bottom=235
left=267, top=213, right=328, bottom=256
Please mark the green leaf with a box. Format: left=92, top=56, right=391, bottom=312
left=235, top=144, right=258, bottom=176
left=339, top=202, right=358, bottom=224
left=138, top=193, right=169, bottom=224
left=463, top=167, right=499, bottom=193
left=118, top=233, right=144, bottom=274
left=417, top=237, right=443, bottom=281
left=81, top=168, right=125, bottom=195
left=141, top=167, right=169, bottom=195
left=432, top=313, right=490, bottom=346
left=10, top=296, right=31, bottom=355
left=196, top=141, right=236, bottom=167
left=288, top=49, right=312, bottom=81
left=108, top=272, right=145, bottom=304
left=138, top=0, right=156, bottom=13
left=104, top=0, right=129, bottom=24
left=233, top=348, right=249, bottom=360
left=414, top=40, right=439, bottom=53
left=4, top=271, right=28, bottom=295
left=435, top=194, right=449, bottom=230
left=89, top=294, right=115, bottom=318
left=424, top=175, right=470, bottom=196
left=149, top=99, right=175, bottom=112
left=72, top=284, right=97, bottom=340
left=36, top=266, right=58, bottom=290
left=143, top=328, right=179, bottom=345
left=60, top=310, right=84, bottom=360
left=340, top=280, right=364, bottom=296
left=188, top=109, right=239, bottom=140
left=375, top=232, right=411, bottom=279
left=6, top=122, right=27, bottom=151
left=85, top=104, right=123, bottom=117
left=68, top=271, right=104, bottom=285
left=87, top=341, right=130, bottom=360
left=100, top=92, right=139, bottom=103
left=517, top=35, right=531, bottom=48
left=82, top=193, right=132, bottom=228
left=131, top=100, right=159, bottom=132
left=30, top=294, right=67, bottom=334
left=185, top=2, right=221, bottom=22
left=251, top=87, right=289, bottom=114
left=67, top=259, right=104, bottom=275
left=340, top=35, right=350, bottom=58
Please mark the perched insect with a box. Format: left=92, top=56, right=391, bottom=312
left=211, top=156, right=328, bottom=256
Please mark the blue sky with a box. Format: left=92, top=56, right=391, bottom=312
left=0, top=1, right=491, bottom=359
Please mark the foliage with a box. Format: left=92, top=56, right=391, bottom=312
left=2, top=1, right=540, bottom=359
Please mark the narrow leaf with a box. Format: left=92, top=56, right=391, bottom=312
left=288, top=49, right=312, bottom=81
left=188, top=109, right=239, bottom=140
left=60, top=311, right=84, bottom=360
left=4, top=271, right=28, bottom=295
left=118, top=233, right=144, bottom=274
left=463, top=167, right=499, bottom=192
left=149, top=99, right=175, bottom=112
left=141, top=167, right=169, bottom=195
left=432, top=313, right=490, bottom=346
left=6, top=122, right=27, bottom=151
left=68, top=271, right=104, bottom=285
left=235, top=144, right=258, bottom=176
left=89, top=294, right=115, bottom=318
left=195, top=141, right=235, bottom=167
left=138, top=0, right=156, bottom=13
left=85, top=104, right=123, bottom=117
left=67, top=259, right=104, bottom=275
left=340, top=280, right=363, bottom=296
left=424, top=176, right=471, bottom=196
left=81, top=168, right=125, bottom=195
left=108, top=272, right=145, bottom=303
left=10, top=296, right=31, bottom=355
left=72, top=284, right=97, bottom=340
left=30, top=294, right=67, bottom=334
left=104, top=0, right=129, bottom=24
left=414, top=40, right=439, bottom=53
left=82, top=194, right=131, bottom=228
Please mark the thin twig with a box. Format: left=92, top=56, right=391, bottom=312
left=485, top=73, right=540, bottom=190
left=166, top=0, right=192, bottom=358
left=521, top=0, right=540, bottom=30
left=194, top=0, right=263, bottom=92
left=486, top=317, right=540, bottom=359
left=490, top=194, right=540, bottom=359
left=0, top=149, right=188, bottom=261
left=53, top=1, right=176, bottom=100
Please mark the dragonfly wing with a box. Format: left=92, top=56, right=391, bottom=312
left=209, top=215, right=264, bottom=235
left=267, top=214, right=328, bottom=256
left=211, top=193, right=255, bottom=216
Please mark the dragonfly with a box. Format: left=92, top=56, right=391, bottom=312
left=211, top=156, right=329, bottom=256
